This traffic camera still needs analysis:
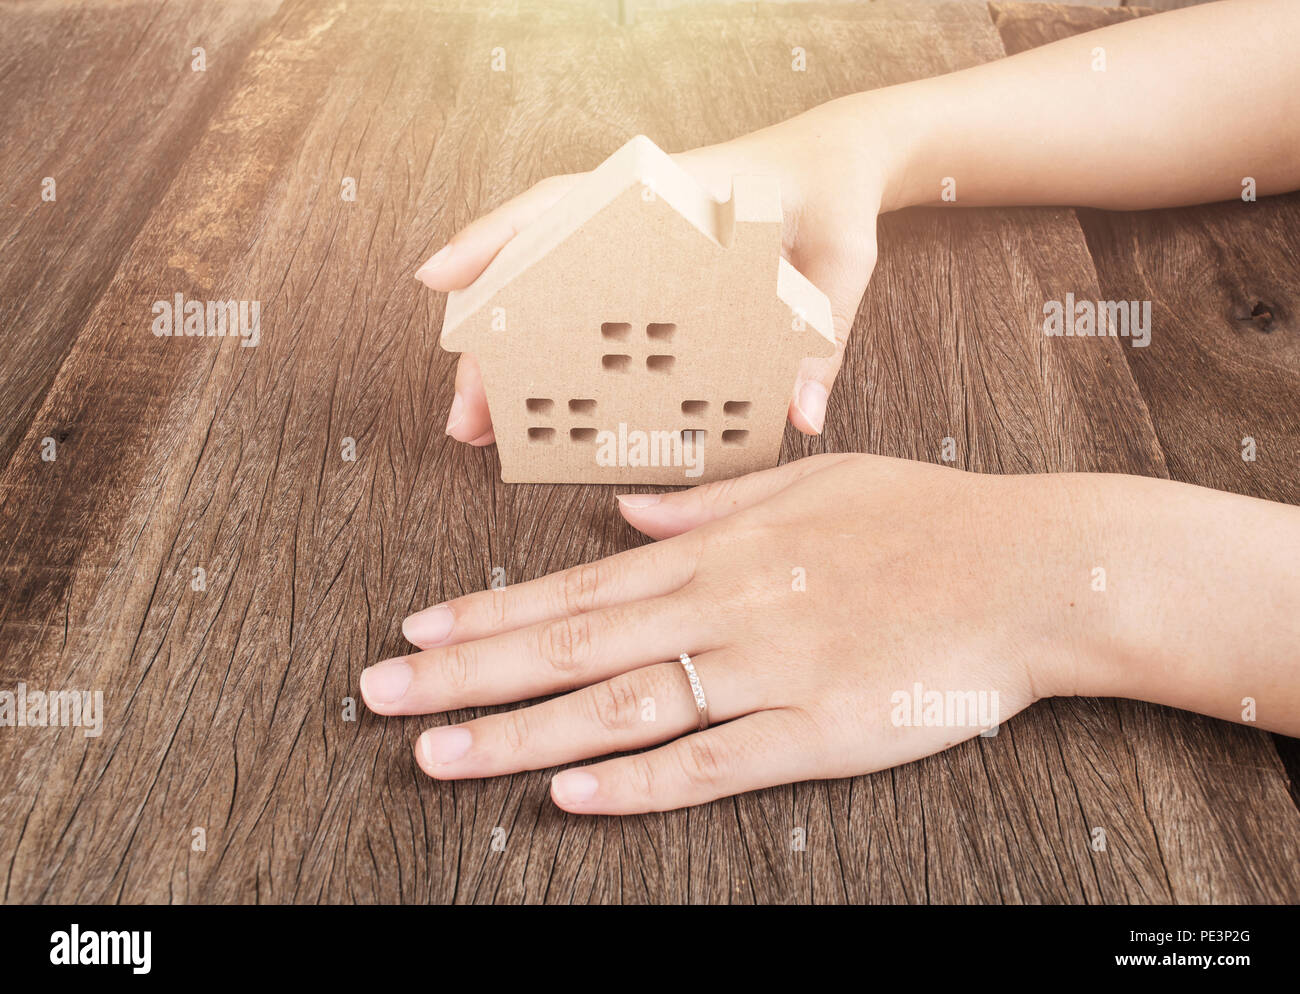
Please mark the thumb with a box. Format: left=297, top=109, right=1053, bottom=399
left=615, top=453, right=854, bottom=539
left=785, top=231, right=876, bottom=435
left=446, top=353, right=495, bottom=445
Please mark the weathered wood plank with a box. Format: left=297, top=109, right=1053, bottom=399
left=1075, top=198, right=1300, bottom=503
left=0, top=0, right=283, bottom=470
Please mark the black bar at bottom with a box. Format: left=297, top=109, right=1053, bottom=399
left=0, top=904, right=1282, bottom=982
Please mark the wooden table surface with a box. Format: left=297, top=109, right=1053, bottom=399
left=1, top=0, right=1296, bottom=904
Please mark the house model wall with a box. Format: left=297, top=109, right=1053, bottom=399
left=440, top=135, right=836, bottom=485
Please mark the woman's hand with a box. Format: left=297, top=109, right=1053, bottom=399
left=362, top=453, right=1300, bottom=812
left=416, top=101, right=906, bottom=444
left=360, top=454, right=1129, bottom=813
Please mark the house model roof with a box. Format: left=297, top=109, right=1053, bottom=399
left=441, top=135, right=836, bottom=350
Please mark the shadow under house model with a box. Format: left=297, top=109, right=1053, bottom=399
left=440, top=135, right=836, bottom=485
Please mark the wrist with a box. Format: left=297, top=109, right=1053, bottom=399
left=1038, top=473, right=1300, bottom=734
left=1041, top=474, right=1163, bottom=703
left=839, top=83, right=941, bottom=213
left=996, top=472, right=1169, bottom=705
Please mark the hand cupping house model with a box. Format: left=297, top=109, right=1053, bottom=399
left=440, top=135, right=836, bottom=485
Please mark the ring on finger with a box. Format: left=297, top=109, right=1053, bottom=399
left=677, top=652, right=709, bottom=731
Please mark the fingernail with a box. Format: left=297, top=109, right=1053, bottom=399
left=795, top=380, right=828, bottom=434
left=616, top=493, right=661, bottom=509
left=419, top=726, right=472, bottom=766
left=445, top=392, right=465, bottom=435
left=551, top=769, right=599, bottom=805
left=414, top=244, right=453, bottom=284
left=360, top=657, right=413, bottom=705
left=402, top=604, right=454, bottom=646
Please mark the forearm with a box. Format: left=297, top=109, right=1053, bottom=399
left=1065, top=473, right=1300, bottom=736
left=853, top=0, right=1300, bottom=212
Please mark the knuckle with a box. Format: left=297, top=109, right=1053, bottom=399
left=677, top=736, right=729, bottom=789
left=693, top=512, right=762, bottom=565
left=537, top=613, right=593, bottom=674
left=558, top=561, right=603, bottom=617
left=626, top=755, right=657, bottom=798
left=698, top=475, right=741, bottom=510
left=589, top=675, right=642, bottom=734
left=488, top=590, right=509, bottom=630
left=500, top=708, right=530, bottom=752
left=441, top=642, right=476, bottom=692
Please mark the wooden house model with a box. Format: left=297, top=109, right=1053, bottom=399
left=440, top=135, right=836, bottom=484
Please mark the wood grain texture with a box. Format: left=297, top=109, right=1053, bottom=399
left=1074, top=200, right=1300, bottom=504
left=0, top=0, right=1294, bottom=904
left=0, top=0, right=283, bottom=471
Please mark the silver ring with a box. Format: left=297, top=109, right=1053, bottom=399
left=678, top=653, right=709, bottom=731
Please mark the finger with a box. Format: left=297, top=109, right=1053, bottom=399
left=785, top=231, right=875, bottom=435
left=413, top=649, right=756, bottom=778
left=445, top=353, right=493, bottom=443
left=400, top=533, right=700, bottom=649
left=615, top=452, right=855, bottom=539
left=415, top=174, right=581, bottom=291
left=549, top=708, right=818, bottom=814
left=362, top=593, right=712, bottom=715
